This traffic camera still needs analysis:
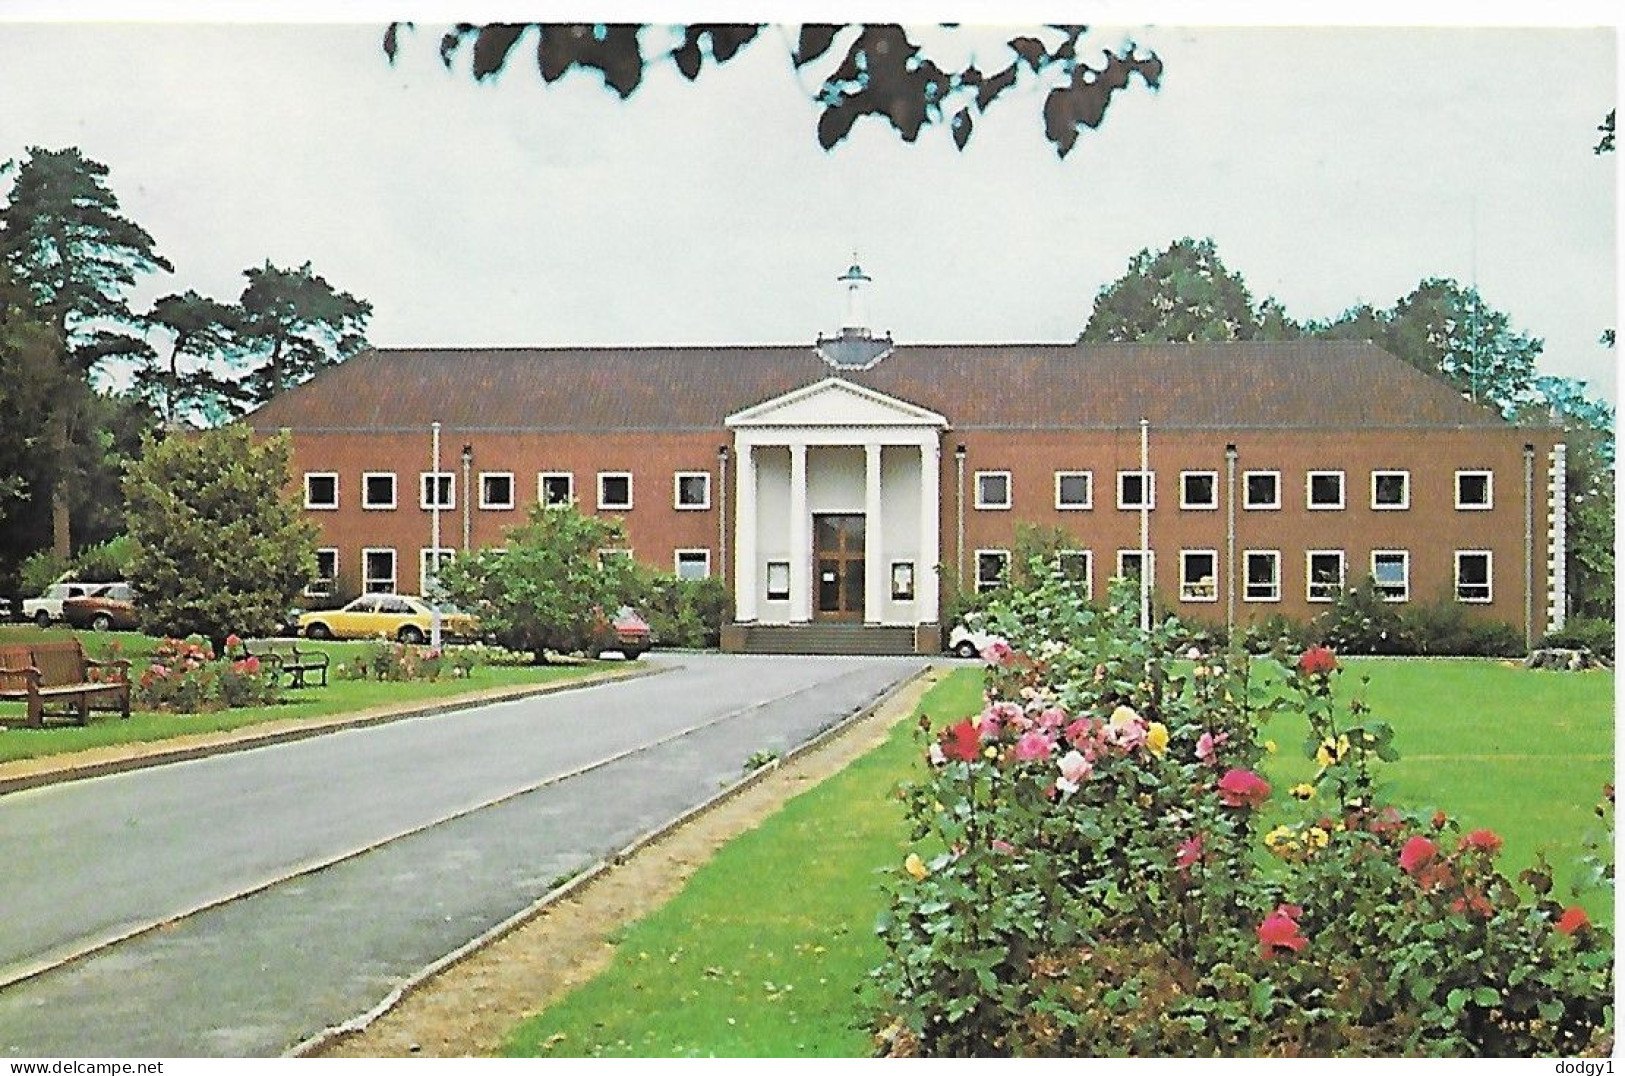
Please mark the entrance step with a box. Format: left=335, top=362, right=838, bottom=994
left=730, top=624, right=920, bottom=656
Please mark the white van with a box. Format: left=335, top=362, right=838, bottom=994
left=21, top=581, right=115, bottom=628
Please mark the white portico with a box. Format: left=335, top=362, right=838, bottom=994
left=725, top=378, right=948, bottom=634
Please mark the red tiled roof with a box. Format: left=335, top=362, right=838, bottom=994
left=244, top=341, right=1513, bottom=432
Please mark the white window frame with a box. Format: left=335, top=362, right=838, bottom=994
left=597, top=472, right=633, bottom=511
left=1243, top=470, right=1281, bottom=511
left=1455, top=550, right=1493, bottom=603
left=1455, top=470, right=1494, bottom=511
left=1115, top=549, right=1155, bottom=584
left=1056, top=549, right=1093, bottom=598
left=1371, top=470, right=1410, bottom=511
left=1371, top=550, right=1410, bottom=602
left=361, top=547, right=396, bottom=594
left=674, top=548, right=711, bottom=580
left=479, top=471, right=516, bottom=510
left=362, top=471, right=397, bottom=511
left=1116, top=470, right=1156, bottom=510
left=1306, top=470, right=1345, bottom=511
left=765, top=561, right=791, bottom=601
left=1054, top=470, right=1093, bottom=510
left=306, top=548, right=339, bottom=597
left=419, top=547, right=455, bottom=596
left=597, top=548, right=633, bottom=569
left=674, top=472, right=712, bottom=511
left=1180, top=470, right=1219, bottom=511
left=420, top=471, right=455, bottom=511
left=1306, top=550, right=1346, bottom=604
left=538, top=472, right=575, bottom=508
left=1243, top=550, right=1281, bottom=603
left=890, top=560, right=916, bottom=602
left=974, top=470, right=1013, bottom=511
left=1180, top=549, right=1219, bottom=603
left=303, top=472, right=338, bottom=510
left=974, top=548, right=1011, bottom=593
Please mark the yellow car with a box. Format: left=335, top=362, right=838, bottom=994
left=297, top=594, right=480, bottom=644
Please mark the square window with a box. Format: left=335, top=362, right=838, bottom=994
left=1180, top=550, right=1218, bottom=602
left=675, top=472, right=711, bottom=510
left=890, top=561, right=915, bottom=602
left=1244, top=550, right=1281, bottom=602
left=975, top=549, right=1010, bottom=594
left=420, top=547, right=455, bottom=596
left=1372, top=551, right=1410, bottom=602
left=362, top=548, right=396, bottom=594
left=1244, top=471, right=1280, bottom=510
left=1057, top=550, right=1092, bottom=597
left=1456, top=471, right=1493, bottom=510
left=307, top=548, right=338, bottom=597
left=1372, top=470, right=1410, bottom=510
left=479, top=472, right=515, bottom=510
left=304, top=472, right=338, bottom=510
left=1307, top=551, right=1345, bottom=603
left=1307, top=471, right=1345, bottom=510
left=1456, top=551, right=1492, bottom=602
left=1180, top=471, right=1218, bottom=510
left=675, top=549, right=711, bottom=580
left=597, top=548, right=633, bottom=569
left=539, top=472, right=574, bottom=507
left=598, top=472, right=633, bottom=510
left=1055, top=471, right=1092, bottom=510
left=1116, top=550, right=1155, bottom=584
left=1117, top=471, right=1155, bottom=510
left=765, top=561, right=791, bottom=601
left=363, top=472, right=397, bottom=510
left=420, top=472, right=455, bottom=510
left=975, top=471, right=1012, bottom=510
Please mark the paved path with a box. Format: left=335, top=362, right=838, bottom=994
left=0, top=653, right=922, bottom=1057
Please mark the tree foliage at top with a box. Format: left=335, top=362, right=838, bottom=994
left=1080, top=237, right=1300, bottom=344
left=139, top=289, right=245, bottom=426
left=389, top=23, right=1162, bottom=158
left=237, top=260, right=372, bottom=406
left=123, top=426, right=317, bottom=646
left=437, top=502, right=638, bottom=663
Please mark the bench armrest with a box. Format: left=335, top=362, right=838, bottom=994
left=0, top=664, right=44, bottom=690
left=289, top=645, right=330, bottom=666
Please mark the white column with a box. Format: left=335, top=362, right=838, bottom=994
left=789, top=443, right=811, bottom=623
left=734, top=442, right=757, bottom=623
left=864, top=442, right=884, bottom=624
left=918, top=439, right=940, bottom=625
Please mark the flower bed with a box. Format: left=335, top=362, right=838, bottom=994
left=335, top=640, right=480, bottom=683
left=133, top=635, right=281, bottom=713
left=869, top=578, right=1613, bottom=1057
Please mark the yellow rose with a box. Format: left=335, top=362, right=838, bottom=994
left=1110, top=705, right=1140, bottom=729
left=983, top=746, right=998, bottom=760
left=904, top=853, right=929, bottom=880
left=1146, top=722, right=1170, bottom=757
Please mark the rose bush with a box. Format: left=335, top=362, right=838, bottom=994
left=134, top=635, right=281, bottom=713
left=869, top=572, right=1613, bottom=1057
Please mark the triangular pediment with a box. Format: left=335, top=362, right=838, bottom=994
left=726, top=378, right=948, bottom=429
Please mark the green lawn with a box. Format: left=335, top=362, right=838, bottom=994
left=503, top=670, right=984, bottom=1059
left=504, top=658, right=1613, bottom=1058
left=0, top=626, right=612, bottom=764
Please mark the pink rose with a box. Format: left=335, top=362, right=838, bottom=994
left=1399, top=836, right=1437, bottom=877
left=1216, top=769, right=1271, bottom=809
left=1013, top=731, right=1055, bottom=762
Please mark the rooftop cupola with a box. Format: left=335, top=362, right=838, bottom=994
left=817, top=256, right=893, bottom=370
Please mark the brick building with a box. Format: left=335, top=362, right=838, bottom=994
left=247, top=280, right=1566, bottom=656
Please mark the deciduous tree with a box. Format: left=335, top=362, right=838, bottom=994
left=1081, top=237, right=1297, bottom=343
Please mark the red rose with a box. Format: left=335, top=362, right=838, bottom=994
left=1458, top=828, right=1503, bottom=856
left=941, top=721, right=982, bottom=763
left=1216, top=769, right=1271, bottom=809
left=1556, top=906, right=1591, bottom=935
left=1398, top=835, right=1437, bottom=876
left=1257, top=903, right=1308, bottom=960
left=1297, top=645, right=1338, bottom=677
left=226, top=634, right=242, bottom=649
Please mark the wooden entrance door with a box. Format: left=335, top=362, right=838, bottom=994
left=814, top=513, right=865, bottom=621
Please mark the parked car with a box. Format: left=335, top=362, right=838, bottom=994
left=22, top=580, right=121, bottom=628
left=297, top=593, right=480, bottom=643
left=947, top=617, right=1006, bottom=659
left=61, top=584, right=139, bottom=632
left=587, top=606, right=653, bottom=660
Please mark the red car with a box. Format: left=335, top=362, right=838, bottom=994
left=587, top=606, right=653, bottom=660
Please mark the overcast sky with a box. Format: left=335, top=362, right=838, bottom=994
left=0, top=7, right=1617, bottom=402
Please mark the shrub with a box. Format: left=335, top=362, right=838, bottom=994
left=134, top=635, right=281, bottom=713
left=636, top=573, right=728, bottom=648
left=71, top=534, right=134, bottom=582
left=1313, top=578, right=1412, bottom=654
left=337, top=641, right=463, bottom=682
left=1544, top=618, right=1616, bottom=660
left=18, top=549, right=70, bottom=597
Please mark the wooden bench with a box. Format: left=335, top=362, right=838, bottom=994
left=228, top=639, right=330, bottom=688
left=0, top=640, right=131, bottom=729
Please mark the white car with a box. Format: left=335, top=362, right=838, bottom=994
left=947, top=621, right=1007, bottom=659
left=22, top=581, right=119, bottom=628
